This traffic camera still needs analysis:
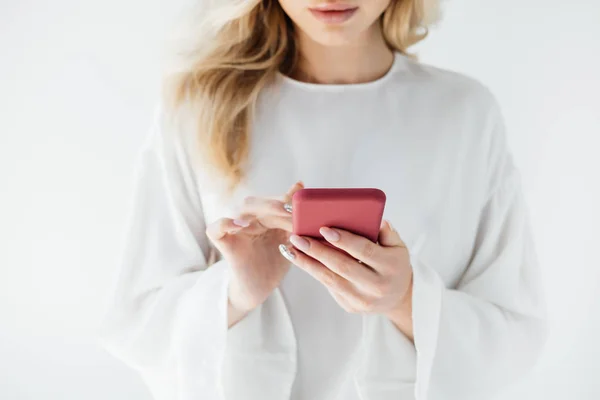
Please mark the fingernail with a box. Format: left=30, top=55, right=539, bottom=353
left=319, top=227, right=340, bottom=242
left=290, top=235, right=310, bottom=252
left=279, top=244, right=296, bottom=261
left=284, top=203, right=293, bottom=213
left=233, top=218, right=250, bottom=227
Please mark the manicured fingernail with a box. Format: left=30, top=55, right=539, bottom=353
left=233, top=219, right=250, bottom=227
left=290, top=235, right=310, bottom=252
left=279, top=244, right=296, bottom=261
left=284, top=203, right=293, bottom=213
left=319, top=227, right=340, bottom=242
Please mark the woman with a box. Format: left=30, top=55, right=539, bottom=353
left=101, top=1, right=546, bottom=399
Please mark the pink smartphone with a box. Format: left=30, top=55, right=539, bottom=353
left=292, top=188, right=386, bottom=243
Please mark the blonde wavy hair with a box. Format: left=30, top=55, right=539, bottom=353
left=165, top=0, right=440, bottom=188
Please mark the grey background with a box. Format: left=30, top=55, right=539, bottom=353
left=1, top=0, right=599, bottom=398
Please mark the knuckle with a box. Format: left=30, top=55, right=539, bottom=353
left=243, top=196, right=256, bottom=208
left=336, top=261, right=352, bottom=277
left=361, top=241, right=376, bottom=260
left=310, top=247, right=325, bottom=261
left=378, top=252, right=394, bottom=270
left=270, top=200, right=289, bottom=216
left=266, top=199, right=282, bottom=210
left=373, top=280, right=391, bottom=298
left=321, top=271, right=337, bottom=289
left=358, top=297, right=374, bottom=312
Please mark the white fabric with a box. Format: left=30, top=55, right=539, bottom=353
left=100, top=53, right=546, bottom=400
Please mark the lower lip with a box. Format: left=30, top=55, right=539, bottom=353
left=309, top=8, right=358, bottom=24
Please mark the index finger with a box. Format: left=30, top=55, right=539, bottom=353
left=240, top=196, right=290, bottom=218
left=289, top=235, right=378, bottom=289
left=318, top=227, right=386, bottom=270
left=262, top=181, right=304, bottom=213
left=206, top=217, right=244, bottom=242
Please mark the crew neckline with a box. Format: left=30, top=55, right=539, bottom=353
left=277, top=52, right=406, bottom=92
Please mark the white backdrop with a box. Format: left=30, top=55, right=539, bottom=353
left=1, top=0, right=599, bottom=399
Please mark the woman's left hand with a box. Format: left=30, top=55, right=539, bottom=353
left=279, top=220, right=415, bottom=340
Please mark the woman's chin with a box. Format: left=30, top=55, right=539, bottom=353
left=306, top=28, right=363, bottom=47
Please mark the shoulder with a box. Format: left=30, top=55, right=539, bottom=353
left=398, top=57, right=513, bottom=193
left=397, top=55, right=501, bottom=118
left=398, top=56, right=506, bottom=146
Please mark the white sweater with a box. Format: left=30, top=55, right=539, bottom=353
left=100, top=53, right=546, bottom=400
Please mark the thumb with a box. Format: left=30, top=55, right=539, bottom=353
left=378, top=220, right=406, bottom=248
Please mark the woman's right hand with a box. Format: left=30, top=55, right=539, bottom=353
left=206, top=181, right=304, bottom=326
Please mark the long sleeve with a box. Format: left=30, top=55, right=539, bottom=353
left=411, top=97, right=547, bottom=400
left=99, top=107, right=297, bottom=400
left=98, top=108, right=232, bottom=398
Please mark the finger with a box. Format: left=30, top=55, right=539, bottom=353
left=237, top=215, right=293, bottom=233
left=262, top=215, right=293, bottom=232
left=279, top=243, right=360, bottom=296
left=224, top=217, right=262, bottom=235
left=289, top=235, right=378, bottom=288
left=318, top=227, right=386, bottom=268
left=206, top=217, right=247, bottom=242
left=239, top=182, right=303, bottom=220
left=264, top=181, right=305, bottom=203
left=240, top=196, right=290, bottom=218
left=378, top=220, right=406, bottom=248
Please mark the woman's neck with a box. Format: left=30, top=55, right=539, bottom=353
left=291, top=24, right=394, bottom=85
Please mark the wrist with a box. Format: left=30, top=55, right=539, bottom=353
left=227, top=298, right=250, bottom=328
left=385, top=272, right=414, bottom=340
left=227, top=279, right=253, bottom=314
left=227, top=282, right=253, bottom=328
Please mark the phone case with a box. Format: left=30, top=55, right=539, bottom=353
left=292, top=188, right=386, bottom=243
